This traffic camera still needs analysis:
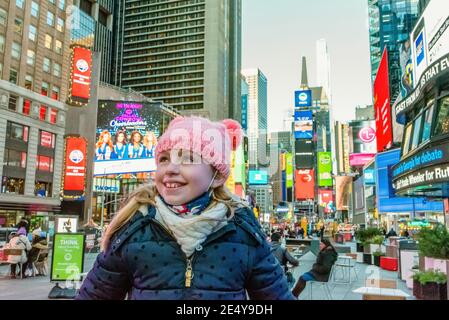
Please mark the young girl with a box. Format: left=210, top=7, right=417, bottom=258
left=128, top=131, right=145, bottom=159
left=112, top=130, right=129, bottom=160
left=95, top=130, right=113, bottom=160
left=77, top=116, right=294, bottom=300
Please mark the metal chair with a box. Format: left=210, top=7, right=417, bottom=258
left=333, top=255, right=358, bottom=284
left=307, top=264, right=336, bottom=300
left=32, top=248, right=49, bottom=276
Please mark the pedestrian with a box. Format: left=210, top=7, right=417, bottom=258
left=5, top=228, right=31, bottom=278
left=298, top=227, right=304, bottom=239
left=24, top=228, right=48, bottom=276
left=386, top=227, right=397, bottom=238
left=270, top=232, right=299, bottom=287
left=291, top=239, right=338, bottom=298
left=76, top=116, right=294, bottom=300
left=320, top=225, right=325, bottom=241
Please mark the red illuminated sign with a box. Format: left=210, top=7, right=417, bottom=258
left=68, top=46, right=92, bottom=106
left=295, top=169, right=315, bottom=200
left=63, top=136, right=87, bottom=193
left=374, top=48, right=393, bottom=152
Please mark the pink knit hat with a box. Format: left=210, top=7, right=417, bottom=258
left=155, top=116, right=243, bottom=179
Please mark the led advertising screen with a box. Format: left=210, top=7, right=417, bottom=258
left=349, top=153, right=376, bottom=167
left=374, top=48, right=393, bottom=152
left=62, top=136, right=87, bottom=198
left=294, top=89, right=312, bottom=108
left=349, top=120, right=377, bottom=154
left=295, top=169, right=314, bottom=200
left=336, top=176, right=352, bottom=211
left=295, top=140, right=314, bottom=169
left=294, top=110, right=313, bottom=139
left=248, top=170, right=269, bottom=185
left=318, top=189, right=334, bottom=214
left=286, top=153, right=293, bottom=188
left=67, top=46, right=92, bottom=106
left=94, top=101, right=163, bottom=176
left=318, top=152, right=333, bottom=187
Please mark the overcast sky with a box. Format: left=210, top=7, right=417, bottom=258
left=242, top=0, right=374, bottom=133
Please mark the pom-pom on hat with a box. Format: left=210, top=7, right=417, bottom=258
left=155, top=116, right=243, bottom=180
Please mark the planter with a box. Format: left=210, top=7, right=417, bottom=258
left=421, top=282, right=447, bottom=300
left=373, top=255, right=382, bottom=267
left=424, top=257, right=449, bottom=274
left=363, top=253, right=373, bottom=265
left=356, top=242, right=364, bottom=253
left=413, top=280, right=423, bottom=299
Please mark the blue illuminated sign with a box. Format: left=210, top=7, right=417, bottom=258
left=364, top=169, right=375, bottom=185
left=294, top=90, right=312, bottom=108
left=249, top=170, right=269, bottom=185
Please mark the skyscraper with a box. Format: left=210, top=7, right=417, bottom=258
left=241, top=68, right=267, bottom=169
left=316, top=39, right=332, bottom=104
left=368, top=0, right=419, bottom=102
left=114, top=0, right=242, bottom=121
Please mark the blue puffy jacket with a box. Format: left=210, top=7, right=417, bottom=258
left=76, top=205, right=294, bottom=300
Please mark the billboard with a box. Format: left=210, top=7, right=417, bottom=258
left=318, top=152, right=333, bottom=187
left=294, top=89, right=312, bottom=108
left=249, top=170, right=268, bottom=185
left=349, top=120, right=377, bottom=154
left=294, top=110, right=313, bottom=139
left=374, top=48, right=393, bottom=152
left=62, top=136, right=87, bottom=197
left=318, top=189, right=334, bottom=214
left=295, top=169, right=315, bottom=200
left=364, top=169, right=376, bottom=185
left=94, top=101, right=162, bottom=176
left=93, top=178, right=121, bottom=194
left=336, top=176, right=352, bottom=211
left=399, top=39, right=414, bottom=98
left=411, top=0, right=449, bottom=84
left=67, top=46, right=92, bottom=106
left=286, top=153, right=293, bottom=188
left=241, top=94, right=248, bottom=131
left=349, top=153, right=376, bottom=167
left=295, top=140, right=314, bottom=169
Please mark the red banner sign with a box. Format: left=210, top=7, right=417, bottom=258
left=295, top=169, right=315, bottom=200
left=374, top=48, right=393, bottom=152
left=69, top=47, right=92, bottom=105
left=63, top=137, right=87, bottom=193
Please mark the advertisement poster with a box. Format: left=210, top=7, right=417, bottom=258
left=56, top=216, right=78, bottom=233
left=94, top=101, right=162, bottom=176
left=51, top=233, right=85, bottom=281
left=374, top=48, right=393, bottom=152
left=294, top=110, right=313, bottom=139
left=295, top=169, right=315, bottom=200
left=319, top=189, right=334, bottom=214
left=336, top=176, right=352, bottom=211
left=286, top=153, right=293, bottom=188
left=349, top=153, right=376, bottom=167
left=399, top=39, right=414, bottom=98
left=68, top=46, right=92, bottom=106
left=63, top=136, right=87, bottom=196
left=294, top=89, right=312, bottom=108
left=318, top=152, right=333, bottom=187
left=349, top=120, right=377, bottom=154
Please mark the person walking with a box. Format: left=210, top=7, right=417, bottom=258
left=270, top=232, right=299, bottom=288
left=76, top=116, right=294, bottom=300
left=291, top=239, right=338, bottom=298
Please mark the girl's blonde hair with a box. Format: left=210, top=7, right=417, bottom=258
left=101, top=183, right=246, bottom=251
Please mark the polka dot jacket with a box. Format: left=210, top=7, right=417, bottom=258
left=76, top=205, right=295, bottom=300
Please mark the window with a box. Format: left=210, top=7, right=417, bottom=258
left=51, top=86, right=59, bottom=100
left=40, top=131, right=56, bottom=148
left=0, top=35, right=4, bottom=53
left=8, top=95, right=18, bottom=111
left=50, top=109, right=58, bottom=123
left=9, top=69, right=18, bottom=84
left=22, top=99, right=31, bottom=115
left=7, top=122, right=29, bottom=142
left=421, top=105, right=435, bottom=144
left=4, top=149, right=27, bottom=168
left=25, top=75, right=33, bottom=90
left=57, top=17, right=64, bottom=32
left=11, top=42, right=21, bottom=60
left=53, top=63, right=61, bottom=77
left=16, top=0, right=25, bottom=9
left=47, top=11, right=55, bottom=26
left=36, top=155, right=54, bottom=172
left=58, top=0, right=65, bottom=11
left=0, top=8, right=7, bottom=26
left=99, top=10, right=108, bottom=27
left=39, top=106, right=47, bottom=121
left=45, top=34, right=53, bottom=49
left=43, top=58, right=51, bottom=73
left=410, top=115, right=423, bottom=151
left=41, top=82, right=49, bottom=96
left=434, top=96, right=449, bottom=136
left=55, top=40, right=62, bottom=54
left=80, top=0, right=92, bottom=15
left=402, top=123, right=413, bottom=156
left=27, top=50, right=35, bottom=66
left=29, top=25, right=37, bottom=41
left=35, top=181, right=52, bottom=197
left=1, top=177, right=25, bottom=195
left=14, top=18, right=23, bottom=35
left=31, top=2, right=39, bottom=18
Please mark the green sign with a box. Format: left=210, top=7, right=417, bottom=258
left=286, top=153, right=293, bottom=188
left=318, top=152, right=333, bottom=187
left=51, top=233, right=85, bottom=281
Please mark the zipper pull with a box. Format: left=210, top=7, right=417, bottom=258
left=185, top=258, right=194, bottom=288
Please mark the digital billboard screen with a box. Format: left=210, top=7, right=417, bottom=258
left=294, top=110, right=313, bottom=139
left=248, top=170, right=269, bottom=185
left=318, top=152, right=333, bottom=187
left=295, top=140, right=314, bottom=168
left=294, top=89, right=312, bottom=108
left=94, top=101, right=163, bottom=176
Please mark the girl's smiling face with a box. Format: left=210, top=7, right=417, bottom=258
left=155, top=149, right=225, bottom=205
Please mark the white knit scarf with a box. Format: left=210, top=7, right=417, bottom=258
left=150, top=196, right=229, bottom=257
